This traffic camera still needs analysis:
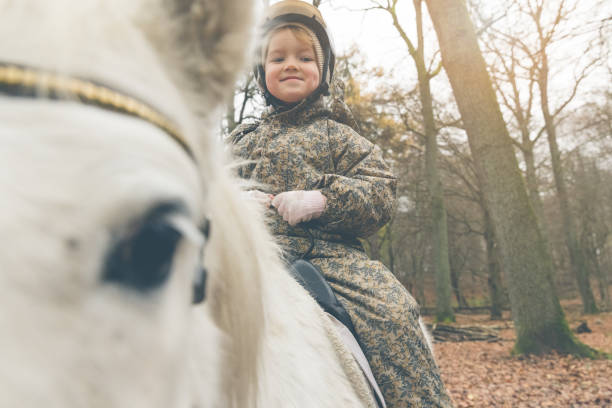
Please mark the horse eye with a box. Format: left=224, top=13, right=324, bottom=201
left=102, top=204, right=183, bottom=293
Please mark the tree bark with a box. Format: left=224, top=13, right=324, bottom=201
left=385, top=220, right=395, bottom=274
left=538, top=51, right=599, bottom=314
left=575, top=155, right=611, bottom=311
left=424, top=0, right=598, bottom=356
left=601, top=252, right=612, bottom=311
left=484, top=207, right=504, bottom=320
left=413, top=252, right=426, bottom=307
left=520, top=135, right=547, bottom=234
left=372, top=0, right=455, bottom=322
left=225, top=100, right=237, bottom=135
left=412, top=0, right=455, bottom=322
left=449, top=264, right=468, bottom=308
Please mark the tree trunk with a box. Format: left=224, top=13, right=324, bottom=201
left=413, top=0, right=455, bottom=322
left=538, top=53, right=598, bottom=314
left=411, top=172, right=427, bottom=307
left=386, top=222, right=395, bottom=274
left=424, top=86, right=455, bottom=322
left=413, top=253, right=426, bottom=307
left=484, top=207, right=504, bottom=320
left=521, top=142, right=547, bottom=233
left=449, top=265, right=468, bottom=308
left=424, top=0, right=599, bottom=357
left=592, top=247, right=610, bottom=310
left=383, top=0, right=454, bottom=322
left=225, top=100, right=237, bottom=135
left=601, top=252, right=612, bottom=311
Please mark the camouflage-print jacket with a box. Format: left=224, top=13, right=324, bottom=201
left=230, top=97, right=396, bottom=252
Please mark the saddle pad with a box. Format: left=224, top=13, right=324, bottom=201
left=328, top=315, right=387, bottom=408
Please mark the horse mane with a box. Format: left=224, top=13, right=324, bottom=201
left=145, top=3, right=271, bottom=405
left=145, top=2, right=269, bottom=406
left=203, top=172, right=278, bottom=408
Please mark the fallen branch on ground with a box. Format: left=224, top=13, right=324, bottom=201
left=427, top=324, right=501, bottom=342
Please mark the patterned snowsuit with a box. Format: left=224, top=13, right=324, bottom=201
left=230, top=96, right=452, bottom=407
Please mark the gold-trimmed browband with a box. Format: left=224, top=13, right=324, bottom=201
left=0, top=62, right=194, bottom=160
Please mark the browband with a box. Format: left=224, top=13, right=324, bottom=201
left=0, top=62, right=194, bottom=160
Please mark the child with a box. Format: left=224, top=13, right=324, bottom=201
left=231, top=1, right=452, bottom=406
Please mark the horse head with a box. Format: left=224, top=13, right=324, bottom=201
left=0, top=1, right=262, bottom=407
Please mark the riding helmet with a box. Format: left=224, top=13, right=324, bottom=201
left=256, top=0, right=335, bottom=106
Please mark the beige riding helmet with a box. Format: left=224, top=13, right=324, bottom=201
left=255, top=0, right=335, bottom=105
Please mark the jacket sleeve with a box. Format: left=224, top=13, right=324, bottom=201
left=228, top=122, right=259, bottom=179
left=315, top=121, right=396, bottom=237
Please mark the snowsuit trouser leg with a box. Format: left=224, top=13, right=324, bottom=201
left=310, top=254, right=453, bottom=408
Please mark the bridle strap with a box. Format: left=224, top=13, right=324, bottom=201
left=0, top=62, right=194, bottom=160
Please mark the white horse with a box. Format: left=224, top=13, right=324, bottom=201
left=0, top=1, right=381, bottom=407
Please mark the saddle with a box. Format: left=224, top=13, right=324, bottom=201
left=289, top=260, right=358, bottom=338
left=289, top=259, right=387, bottom=408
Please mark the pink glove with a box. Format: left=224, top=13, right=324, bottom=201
left=272, top=190, right=327, bottom=226
left=243, top=190, right=274, bottom=208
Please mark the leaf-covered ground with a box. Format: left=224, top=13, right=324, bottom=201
left=428, top=302, right=612, bottom=407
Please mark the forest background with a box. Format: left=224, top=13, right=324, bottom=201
left=225, top=0, right=612, bottom=406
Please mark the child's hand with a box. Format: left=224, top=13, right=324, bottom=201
left=271, top=190, right=327, bottom=226
left=243, top=190, right=274, bottom=209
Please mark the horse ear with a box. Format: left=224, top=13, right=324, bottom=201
left=148, top=0, right=256, bottom=113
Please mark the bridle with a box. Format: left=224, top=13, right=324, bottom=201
left=0, top=61, right=194, bottom=160
left=0, top=61, right=210, bottom=304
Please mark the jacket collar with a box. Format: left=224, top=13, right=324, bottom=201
left=263, top=94, right=328, bottom=124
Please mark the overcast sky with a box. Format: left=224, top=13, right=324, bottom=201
left=257, top=0, right=611, bottom=105
left=263, top=0, right=610, bottom=81
left=319, top=1, right=413, bottom=70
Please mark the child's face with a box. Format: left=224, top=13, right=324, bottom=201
left=264, top=29, right=320, bottom=104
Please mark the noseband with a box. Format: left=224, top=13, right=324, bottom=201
left=0, top=61, right=194, bottom=160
